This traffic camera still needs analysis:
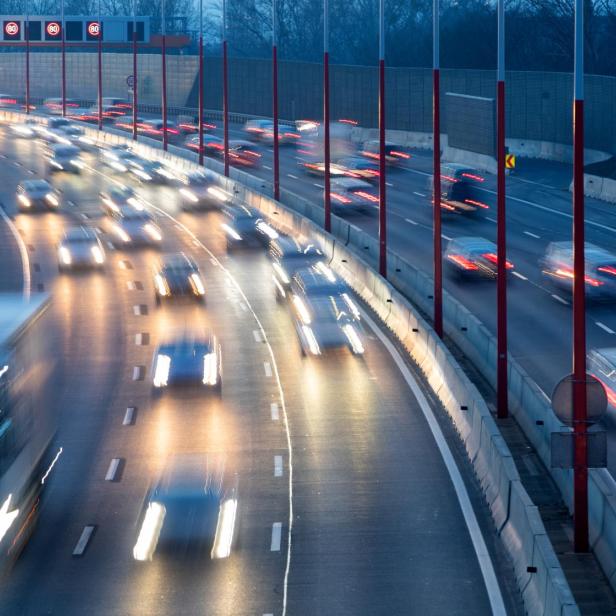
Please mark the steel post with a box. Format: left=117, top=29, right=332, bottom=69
left=378, top=0, right=387, bottom=278
left=433, top=0, right=442, bottom=337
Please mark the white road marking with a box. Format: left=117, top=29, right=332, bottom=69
left=253, top=330, right=262, bottom=343
left=512, top=271, right=528, bottom=281
left=271, top=522, right=282, bottom=551
left=312, top=182, right=324, bottom=189
left=523, top=231, right=540, bottom=239
left=271, top=402, right=279, bottom=421
left=362, top=310, right=507, bottom=615
left=123, top=407, right=135, bottom=425
left=263, top=164, right=272, bottom=170
left=239, top=302, right=248, bottom=312
left=135, top=333, right=148, bottom=345
left=441, top=233, right=452, bottom=241
left=132, top=366, right=144, bottom=380
left=386, top=182, right=394, bottom=187
left=133, top=304, right=145, bottom=316
left=264, top=361, right=272, bottom=377
left=127, top=281, right=136, bottom=290
left=274, top=455, right=283, bottom=477
left=105, top=458, right=121, bottom=481
left=551, top=294, right=569, bottom=305
left=485, top=216, right=497, bottom=223
left=0, top=206, right=31, bottom=300
left=596, top=322, right=615, bottom=334
left=41, top=447, right=63, bottom=485
left=287, top=174, right=299, bottom=180
left=405, top=218, right=418, bottom=225
left=413, top=191, right=426, bottom=197
left=72, top=526, right=95, bottom=556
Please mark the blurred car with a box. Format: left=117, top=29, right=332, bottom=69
left=177, top=171, right=231, bottom=209
left=32, top=116, right=72, bottom=139
left=290, top=293, right=365, bottom=356
left=270, top=237, right=324, bottom=300
left=0, top=93, right=19, bottom=109
left=428, top=164, right=489, bottom=214
left=44, top=144, right=85, bottom=173
left=290, top=262, right=361, bottom=320
left=100, top=185, right=144, bottom=216
left=541, top=241, right=616, bottom=300
left=113, top=116, right=144, bottom=134
left=588, top=348, right=616, bottom=411
left=138, top=119, right=180, bottom=140
left=56, top=125, right=97, bottom=150
left=101, top=146, right=141, bottom=173
left=8, top=119, right=39, bottom=139
left=57, top=226, right=106, bottom=271
left=128, top=157, right=178, bottom=184
left=329, top=178, right=379, bottom=211
left=227, top=140, right=262, bottom=167
left=42, top=97, right=80, bottom=115
left=66, top=107, right=96, bottom=122
left=151, top=334, right=222, bottom=392
left=153, top=253, right=206, bottom=304
left=300, top=159, right=348, bottom=178
left=89, top=97, right=131, bottom=120
left=105, top=205, right=163, bottom=247
left=244, top=119, right=300, bottom=145
left=336, top=156, right=380, bottom=183
left=16, top=180, right=60, bottom=211
left=184, top=134, right=224, bottom=156
left=360, top=140, right=410, bottom=165
left=177, top=114, right=217, bottom=134
left=133, top=455, right=237, bottom=561
left=445, top=237, right=514, bottom=279
left=220, top=202, right=278, bottom=251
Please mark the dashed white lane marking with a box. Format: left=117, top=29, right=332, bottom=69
left=386, top=182, right=394, bottom=187
left=405, top=218, right=418, bottom=225
left=312, top=182, right=324, bottom=189
left=287, top=174, right=299, bottom=180
left=253, top=330, right=262, bottom=343
left=596, top=321, right=615, bottom=334
left=123, top=407, right=135, bottom=425
left=132, top=366, right=145, bottom=380
left=133, top=304, right=146, bottom=316
left=362, top=310, right=507, bottom=615
left=274, top=455, right=283, bottom=477
left=0, top=207, right=31, bottom=300
left=413, top=191, right=426, bottom=197
left=271, top=402, right=279, bottom=421
left=485, top=216, right=497, bottom=223
left=512, top=271, right=528, bottom=281
left=524, top=230, right=541, bottom=239
left=239, top=302, right=248, bottom=312
left=441, top=233, right=452, bottom=241
left=72, top=526, right=95, bottom=556
left=135, top=333, right=149, bottom=345
left=127, top=281, right=136, bottom=290
left=551, top=294, right=569, bottom=305
left=271, top=522, right=282, bottom=551
left=263, top=164, right=272, bottom=170
left=105, top=458, right=121, bottom=481
left=264, top=362, right=272, bottom=377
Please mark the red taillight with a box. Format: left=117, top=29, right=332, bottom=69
left=448, top=255, right=479, bottom=270
left=598, top=266, right=616, bottom=276
left=554, top=268, right=604, bottom=287
left=464, top=198, right=489, bottom=209
left=462, top=172, right=485, bottom=182
left=482, top=253, right=514, bottom=269
left=442, top=175, right=458, bottom=183
left=167, top=128, right=179, bottom=134
left=338, top=118, right=358, bottom=125
left=362, top=151, right=380, bottom=160
left=390, top=150, right=410, bottom=159
left=331, top=192, right=352, bottom=204
left=592, top=374, right=616, bottom=406
left=0, top=98, right=17, bottom=105
left=354, top=191, right=379, bottom=203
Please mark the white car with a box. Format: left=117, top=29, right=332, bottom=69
left=58, top=226, right=106, bottom=270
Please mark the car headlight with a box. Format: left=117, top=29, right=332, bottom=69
left=110, top=160, right=128, bottom=172
left=14, top=125, right=34, bottom=137
left=203, top=352, right=218, bottom=386
left=133, top=501, right=165, bottom=561
left=154, top=274, right=169, bottom=296
left=179, top=188, right=199, bottom=203
left=256, top=220, right=279, bottom=240
left=272, top=262, right=290, bottom=285
left=45, top=193, right=59, bottom=206
left=18, top=195, right=31, bottom=207
left=342, top=293, right=361, bottom=320
left=113, top=225, right=131, bottom=243
left=153, top=354, right=171, bottom=387
left=190, top=273, right=205, bottom=295
left=292, top=295, right=312, bottom=324
left=50, top=160, right=64, bottom=170
left=78, top=136, right=94, bottom=145
left=343, top=324, right=365, bottom=355
left=91, top=245, right=105, bottom=264
left=143, top=223, right=162, bottom=241
left=207, top=186, right=231, bottom=202
left=133, top=169, right=152, bottom=181
left=302, top=325, right=321, bottom=355
left=156, top=167, right=176, bottom=180
left=127, top=197, right=144, bottom=210
left=221, top=223, right=242, bottom=241
left=59, top=246, right=72, bottom=265
left=211, top=498, right=237, bottom=559
left=70, top=159, right=85, bottom=169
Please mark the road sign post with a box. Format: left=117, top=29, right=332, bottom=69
left=378, top=0, right=387, bottom=278
left=505, top=154, right=515, bottom=169
left=132, top=7, right=138, bottom=141
left=323, top=0, right=331, bottom=232
left=433, top=0, right=442, bottom=338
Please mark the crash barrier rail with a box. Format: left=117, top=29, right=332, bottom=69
left=0, top=110, right=581, bottom=614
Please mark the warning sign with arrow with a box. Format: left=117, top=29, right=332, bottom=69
left=505, top=153, right=516, bottom=169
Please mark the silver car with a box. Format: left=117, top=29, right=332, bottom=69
left=106, top=205, right=163, bottom=247
left=58, top=226, right=106, bottom=270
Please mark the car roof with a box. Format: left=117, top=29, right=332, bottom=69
left=592, top=348, right=616, bottom=367
left=21, top=179, right=50, bottom=190
left=52, top=144, right=80, bottom=154
left=292, top=266, right=345, bottom=293
left=158, top=336, right=213, bottom=355
left=332, top=177, right=372, bottom=189
left=547, top=242, right=615, bottom=262
left=119, top=206, right=151, bottom=219
left=304, top=294, right=350, bottom=319
left=154, top=454, right=226, bottom=501
left=447, top=236, right=496, bottom=252
left=161, top=252, right=197, bottom=269
left=64, top=226, right=97, bottom=241
left=271, top=236, right=319, bottom=257
left=223, top=203, right=258, bottom=219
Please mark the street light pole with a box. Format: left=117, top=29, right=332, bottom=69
left=378, top=0, right=387, bottom=277
left=61, top=0, right=66, bottom=117
left=433, top=0, right=442, bottom=338
left=572, top=0, right=588, bottom=554
left=222, top=0, right=229, bottom=176
left=161, top=0, right=168, bottom=151
left=323, top=0, right=331, bottom=232
left=198, top=0, right=204, bottom=166
left=272, top=0, right=280, bottom=200
left=496, top=0, right=508, bottom=419
left=97, top=0, right=103, bottom=130
left=25, top=0, right=30, bottom=115
left=132, top=0, right=138, bottom=141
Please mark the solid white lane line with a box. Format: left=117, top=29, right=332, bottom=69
left=72, top=526, right=95, bottom=556
left=287, top=174, right=299, bottom=180
left=264, top=362, right=272, bottom=377
left=512, top=272, right=528, bottom=281
left=441, top=233, right=452, bottom=241
left=0, top=207, right=31, bottom=300
left=271, top=402, right=279, bottom=421
left=105, top=458, right=121, bottom=481
left=362, top=310, right=507, bottom=615
left=239, top=302, right=248, bottom=312
left=523, top=231, right=541, bottom=239
left=596, top=322, right=616, bottom=334
left=551, top=294, right=569, bottom=305
left=485, top=216, right=497, bottom=223
left=253, top=330, right=262, bottom=343
left=405, top=218, right=418, bottom=225
left=312, top=182, right=324, bottom=189
left=123, top=407, right=135, bottom=425
left=263, top=164, right=272, bottom=170
left=413, top=191, right=426, bottom=197
left=274, top=455, right=283, bottom=477
left=386, top=182, right=394, bottom=187
left=271, top=523, right=282, bottom=551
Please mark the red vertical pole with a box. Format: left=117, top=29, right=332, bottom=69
left=132, top=27, right=138, bottom=141
left=198, top=34, right=204, bottom=166
left=61, top=9, right=66, bottom=117
left=97, top=20, right=103, bottom=130
left=25, top=18, right=30, bottom=115
left=433, top=0, right=442, bottom=338
left=272, top=44, right=280, bottom=200
left=573, top=0, right=588, bottom=553
left=162, top=33, right=168, bottom=150
left=223, top=39, right=229, bottom=177
left=378, top=0, right=387, bottom=278
left=496, top=0, right=508, bottom=419
left=323, top=0, right=331, bottom=232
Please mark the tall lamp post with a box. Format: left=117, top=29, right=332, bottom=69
left=61, top=0, right=66, bottom=117
left=323, top=0, right=331, bottom=232
left=25, top=0, right=30, bottom=115
left=132, top=0, right=139, bottom=141
left=222, top=0, right=229, bottom=176
left=272, top=0, right=280, bottom=200
left=161, top=0, right=168, bottom=150
left=198, top=0, right=204, bottom=165
left=97, top=0, right=103, bottom=130
left=433, top=0, right=442, bottom=337
left=378, top=0, right=387, bottom=277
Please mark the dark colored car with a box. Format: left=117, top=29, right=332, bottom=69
left=270, top=237, right=324, bottom=300
left=428, top=164, right=489, bottom=214
left=445, top=237, right=514, bottom=279
left=153, top=253, right=206, bottom=303
left=16, top=180, right=60, bottom=211
left=220, top=202, right=278, bottom=250
left=57, top=226, right=106, bottom=270
left=177, top=171, right=231, bottom=209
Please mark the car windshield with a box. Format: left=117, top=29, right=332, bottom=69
left=24, top=181, right=49, bottom=191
